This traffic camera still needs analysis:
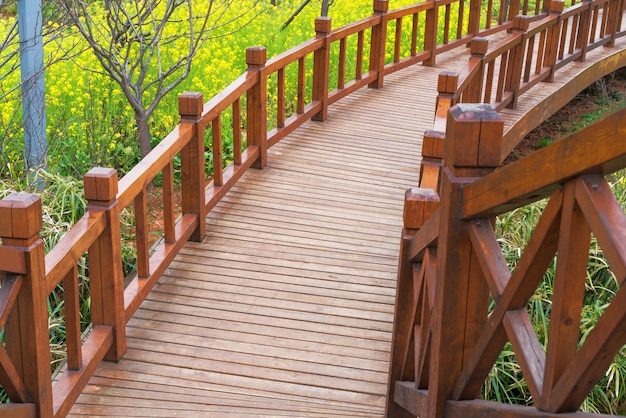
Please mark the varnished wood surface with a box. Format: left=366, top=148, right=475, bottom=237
left=68, top=29, right=626, bottom=416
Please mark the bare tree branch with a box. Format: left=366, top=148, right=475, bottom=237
left=54, top=0, right=258, bottom=159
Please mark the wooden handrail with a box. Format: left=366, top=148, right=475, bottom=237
left=0, top=0, right=611, bottom=416
left=390, top=104, right=626, bottom=417
left=418, top=0, right=626, bottom=190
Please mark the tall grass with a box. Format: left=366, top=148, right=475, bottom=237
left=486, top=172, right=626, bottom=414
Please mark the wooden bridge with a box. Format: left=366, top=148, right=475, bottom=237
left=1, top=0, right=626, bottom=417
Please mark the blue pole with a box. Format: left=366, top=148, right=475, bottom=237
left=18, top=0, right=47, bottom=184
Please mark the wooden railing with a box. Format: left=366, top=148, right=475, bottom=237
left=387, top=103, right=626, bottom=418
left=0, top=0, right=618, bottom=417
left=419, top=0, right=626, bottom=189
left=0, top=0, right=619, bottom=417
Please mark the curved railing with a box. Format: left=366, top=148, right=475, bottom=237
left=419, top=0, right=626, bottom=189
left=0, top=0, right=623, bottom=417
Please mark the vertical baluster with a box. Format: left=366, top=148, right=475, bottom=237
left=457, top=0, right=465, bottom=39
left=356, top=30, right=364, bottom=79
left=486, top=0, right=494, bottom=29
left=411, top=13, right=419, bottom=55
left=162, top=161, right=175, bottom=244
left=535, top=30, right=547, bottom=76
left=484, top=61, right=495, bottom=103
left=277, top=68, right=285, bottom=127
left=599, top=0, right=609, bottom=38
left=559, top=17, right=568, bottom=59
left=525, top=35, right=536, bottom=82
left=498, top=0, right=506, bottom=24
left=588, top=4, right=599, bottom=44
left=444, top=4, right=451, bottom=44
left=569, top=14, right=579, bottom=54
left=496, top=51, right=508, bottom=103
left=394, top=17, right=403, bottom=63
left=508, top=0, right=521, bottom=21
left=338, top=37, right=347, bottom=89
left=135, top=188, right=149, bottom=279
left=297, top=57, right=306, bottom=114
left=232, top=99, right=242, bottom=165
left=63, top=265, right=82, bottom=371
left=212, top=115, right=223, bottom=187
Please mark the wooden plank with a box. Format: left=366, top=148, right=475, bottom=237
left=70, top=25, right=626, bottom=417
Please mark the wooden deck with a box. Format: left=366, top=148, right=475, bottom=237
left=67, top=31, right=626, bottom=417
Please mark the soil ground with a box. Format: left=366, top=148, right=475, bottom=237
left=506, top=68, right=626, bottom=163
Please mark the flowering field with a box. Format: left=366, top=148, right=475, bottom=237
left=0, top=0, right=417, bottom=179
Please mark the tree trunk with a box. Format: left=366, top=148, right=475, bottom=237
left=135, top=111, right=151, bottom=159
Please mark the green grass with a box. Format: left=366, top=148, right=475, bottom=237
left=486, top=172, right=626, bottom=413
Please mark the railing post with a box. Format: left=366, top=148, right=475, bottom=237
left=467, top=37, right=489, bottom=102
left=178, top=91, right=207, bottom=241
left=369, top=0, right=389, bottom=88
left=577, top=0, right=595, bottom=62
left=246, top=46, right=268, bottom=169
left=506, top=15, right=531, bottom=108
left=0, top=193, right=53, bottom=417
left=418, top=72, right=458, bottom=190
left=313, top=17, right=332, bottom=121
left=83, top=168, right=126, bottom=361
left=423, top=0, right=439, bottom=66
left=428, top=104, right=502, bottom=418
left=386, top=188, right=439, bottom=418
left=546, top=0, right=565, bottom=82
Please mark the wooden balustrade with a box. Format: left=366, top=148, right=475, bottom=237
left=0, top=1, right=587, bottom=416
left=389, top=104, right=626, bottom=418
left=419, top=0, right=626, bottom=190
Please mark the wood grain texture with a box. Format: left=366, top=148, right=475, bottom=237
left=66, top=10, right=626, bottom=415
